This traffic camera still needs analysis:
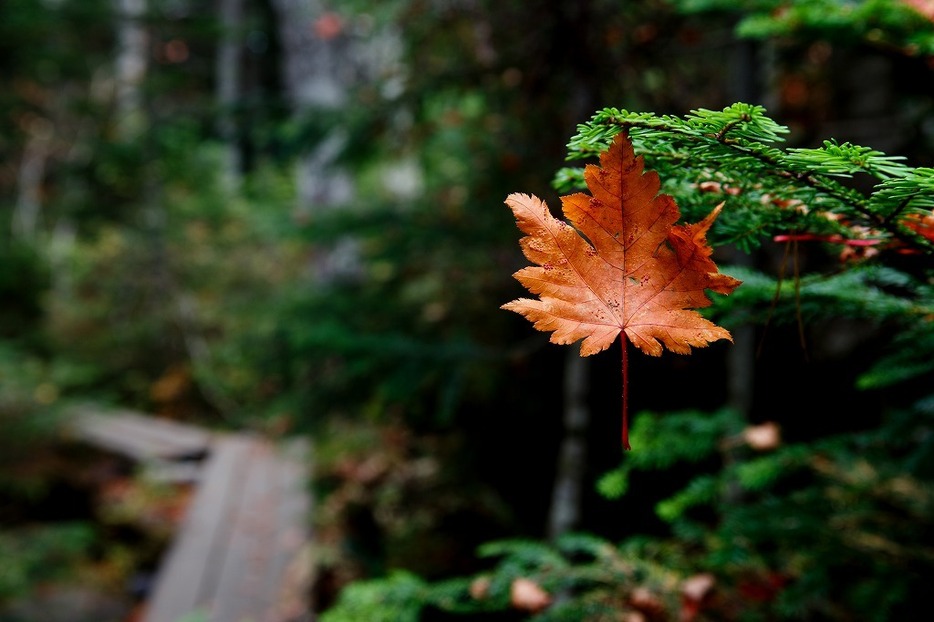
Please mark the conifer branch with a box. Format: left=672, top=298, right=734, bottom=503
left=559, top=104, right=934, bottom=255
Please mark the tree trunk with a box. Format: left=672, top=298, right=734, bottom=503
left=268, top=0, right=361, bottom=282
left=547, top=350, right=589, bottom=540
left=114, top=0, right=148, bottom=138
left=725, top=38, right=762, bottom=424
left=216, top=0, right=245, bottom=187
left=268, top=0, right=355, bottom=208
left=720, top=36, right=770, bottom=504
left=12, top=120, right=53, bottom=240
left=546, top=6, right=600, bottom=539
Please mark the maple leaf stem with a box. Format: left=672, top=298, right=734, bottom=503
left=620, top=332, right=631, bottom=451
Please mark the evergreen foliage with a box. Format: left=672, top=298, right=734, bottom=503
left=556, top=103, right=934, bottom=254
left=321, top=104, right=934, bottom=621
left=670, top=0, right=934, bottom=55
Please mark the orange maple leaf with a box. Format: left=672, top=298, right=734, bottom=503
left=502, top=131, right=741, bottom=449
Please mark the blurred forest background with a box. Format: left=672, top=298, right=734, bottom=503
left=1, top=0, right=933, bottom=621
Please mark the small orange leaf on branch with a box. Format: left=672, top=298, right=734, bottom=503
left=502, top=131, right=741, bottom=449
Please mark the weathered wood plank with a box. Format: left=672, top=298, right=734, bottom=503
left=210, top=440, right=279, bottom=621
left=142, top=435, right=254, bottom=622
left=264, top=439, right=313, bottom=621
left=66, top=406, right=211, bottom=461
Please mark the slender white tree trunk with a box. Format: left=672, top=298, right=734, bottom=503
left=115, top=0, right=148, bottom=139
left=547, top=351, right=589, bottom=540
left=268, top=0, right=362, bottom=282
left=12, top=119, right=54, bottom=240
left=268, top=0, right=354, bottom=207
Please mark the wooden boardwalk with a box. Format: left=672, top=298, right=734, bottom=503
left=65, top=407, right=313, bottom=622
